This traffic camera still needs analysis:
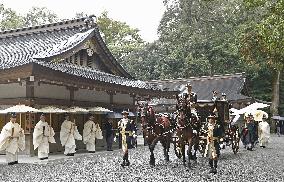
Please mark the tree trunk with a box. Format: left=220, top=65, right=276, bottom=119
left=270, top=70, right=281, bottom=132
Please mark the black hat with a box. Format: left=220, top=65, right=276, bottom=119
left=39, top=112, right=45, bottom=117
left=10, top=112, right=17, bottom=118
left=88, top=114, right=94, bottom=119
left=122, top=111, right=129, bottom=115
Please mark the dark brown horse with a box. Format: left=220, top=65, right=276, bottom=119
left=174, top=109, right=200, bottom=168
left=138, top=102, right=172, bottom=166
left=174, top=85, right=201, bottom=168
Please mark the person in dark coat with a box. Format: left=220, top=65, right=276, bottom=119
left=242, top=113, right=255, bottom=151
left=105, top=119, right=114, bottom=151
left=129, top=120, right=137, bottom=149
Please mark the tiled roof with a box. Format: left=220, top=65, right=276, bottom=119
left=36, top=61, right=159, bottom=90
left=0, top=17, right=159, bottom=90
left=148, top=73, right=251, bottom=103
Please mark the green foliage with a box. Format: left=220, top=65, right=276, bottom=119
left=24, top=7, right=58, bottom=27
left=0, top=4, right=24, bottom=30
left=239, top=0, right=284, bottom=115
left=0, top=4, right=57, bottom=30
left=155, top=0, right=247, bottom=78
left=96, top=11, right=145, bottom=66
left=239, top=0, right=284, bottom=70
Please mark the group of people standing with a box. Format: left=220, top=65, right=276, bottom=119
left=241, top=113, right=270, bottom=151
left=0, top=112, right=104, bottom=165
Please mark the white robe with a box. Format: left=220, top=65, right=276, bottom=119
left=258, top=121, right=270, bottom=147
left=33, top=120, right=56, bottom=159
left=83, top=120, right=103, bottom=152
left=60, top=120, right=82, bottom=155
left=0, top=121, right=25, bottom=163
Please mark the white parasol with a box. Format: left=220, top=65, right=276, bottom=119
left=0, top=105, right=40, bottom=126
left=66, top=106, right=89, bottom=113
left=88, top=107, right=113, bottom=114
left=39, top=106, right=67, bottom=126
left=251, top=110, right=268, bottom=121
left=65, top=106, right=89, bottom=124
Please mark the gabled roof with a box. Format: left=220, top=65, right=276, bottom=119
left=0, top=16, right=165, bottom=91
left=148, top=73, right=251, bottom=102
left=0, top=16, right=131, bottom=76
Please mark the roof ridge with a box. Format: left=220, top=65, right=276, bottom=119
left=0, top=15, right=96, bottom=38
left=148, top=72, right=245, bottom=82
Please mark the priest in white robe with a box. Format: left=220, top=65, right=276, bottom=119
left=0, top=113, right=25, bottom=165
left=60, top=114, right=82, bottom=156
left=258, top=117, right=270, bottom=148
left=33, top=113, right=56, bottom=160
left=83, top=115, right=103, bottom=153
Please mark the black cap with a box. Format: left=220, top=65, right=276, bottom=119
left=10, top=112, right=17, bottom=118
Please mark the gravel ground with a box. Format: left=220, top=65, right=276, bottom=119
left=0, top=135, right=284, bottom=182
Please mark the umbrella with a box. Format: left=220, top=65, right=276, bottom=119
left=66, top=106, right=89, bottom=113
left=0, top=105, right=40, bottom=126
left=107, top=112, right=123, bottom=119
left=66, top=106, right=89, bottom=124
left=128, top=112, right=136, bottom=117
left=2, top=105, right=39, bottom=113
left=230, top=102, right=270, bottom=116
left=251, top=110, right=268, bottom=121
left=88, top=107, right=113, bottom=114
left=39, top=106, right=67, bottom=125
left=271, top=116, right=284, bottom=121
left=245, top=102, right=270, bottom=111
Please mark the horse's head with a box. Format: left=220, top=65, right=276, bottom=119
left=137, top=102, right=156, bottom=127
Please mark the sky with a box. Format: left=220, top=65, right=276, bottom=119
left=1, top=0, right=166, bottom=42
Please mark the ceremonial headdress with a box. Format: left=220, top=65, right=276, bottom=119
left=10, top=112, right=17, bottom=118
left=122, top=111, right=129, bottom=115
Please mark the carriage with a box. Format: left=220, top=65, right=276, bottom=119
left=196, top=99, right=240, bottom=155
left=136, top=85, right=240, bottom=168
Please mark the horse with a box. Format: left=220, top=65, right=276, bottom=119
left=174, top=108, right=201, bottom=168
left=137, top=102, right=172, bottom=166
left=174, top=86, right=201, bottom=168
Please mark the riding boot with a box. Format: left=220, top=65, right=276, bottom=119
left=212, top=159, right=218, bottom=174
left=121, top=153, right=126, bottom=167
left=125, top=152, right=130, bottom=166
left=209, top=159, right=214, bottom=173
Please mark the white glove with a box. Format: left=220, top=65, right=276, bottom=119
left=114, top=137, right=117, bottom=142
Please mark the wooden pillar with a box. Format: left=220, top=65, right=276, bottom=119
left=131, top=94, right=136, bottom=106
left=26, top=80, right=34, bottom=99
left=67, top=86, right=78, bottom=106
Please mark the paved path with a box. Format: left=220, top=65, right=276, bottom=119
left=0, top=135, right=283, bottom=181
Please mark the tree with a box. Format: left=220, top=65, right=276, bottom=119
left=156, top=0, right=247, bottom=79
left=96, top=11, right=145, bottom=70
left=24, top=7, right=58, bottom=27
left=239, top=0, right=284, bottom=116
left=0, top=4, right=24, bottom=30
left=0, top=5, right=57, bottom=30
